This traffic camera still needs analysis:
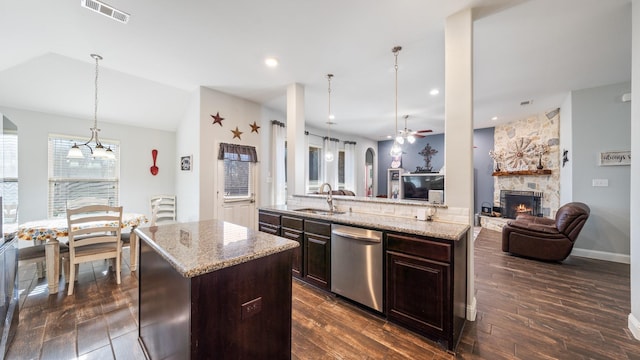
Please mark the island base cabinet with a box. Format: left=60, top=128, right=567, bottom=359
left=139, top=240, right=294, bottom=359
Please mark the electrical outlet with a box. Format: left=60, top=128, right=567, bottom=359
left=241, top=297, right=262, bottom=320
left=592, top=179, right=609, bottom=187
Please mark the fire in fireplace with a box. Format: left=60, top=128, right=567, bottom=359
left=500, top=190, right=542, bottom=219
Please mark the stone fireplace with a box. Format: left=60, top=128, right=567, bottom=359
left=492, top=112, right=561, bottom=218
left=500, top=190, right=542, bottom=219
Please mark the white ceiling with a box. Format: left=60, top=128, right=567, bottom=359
left=0, top=0, right=631, bottom=140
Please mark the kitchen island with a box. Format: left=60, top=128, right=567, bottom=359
left=134, top=220, right=299, bottom=360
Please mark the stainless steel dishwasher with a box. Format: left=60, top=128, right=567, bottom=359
left=331, top=224, right=383, bottom=312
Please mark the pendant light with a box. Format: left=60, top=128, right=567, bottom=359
left=325, top=73, right=335, bottom=162
left=389, top=46, right=403, bottom=157
left=67, top=54, right=115, bottom=160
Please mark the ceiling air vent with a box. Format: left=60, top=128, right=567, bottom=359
left=520, top=100, right=533, bottom=106
left=81, top=0, right=130, bottom=24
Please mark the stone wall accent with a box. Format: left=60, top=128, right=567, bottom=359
left=492, top=111, right=560, bottom=217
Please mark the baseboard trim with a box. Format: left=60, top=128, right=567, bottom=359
left=466, top=296, right=477, bottom=321
left=629, top=313, right=640, bottom=340
left=570, top=248, right=630, bottom=264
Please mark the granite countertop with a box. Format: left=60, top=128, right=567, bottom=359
left=134, top=219, right=299, bottom=278
left=260, top=205, right=470, bottom=241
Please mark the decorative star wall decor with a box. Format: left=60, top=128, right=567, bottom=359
left=211, top=112, right=224, bottom=126
left=231, top=126, right=243, bottom=140
left=250, top=121, right=260, bottom=133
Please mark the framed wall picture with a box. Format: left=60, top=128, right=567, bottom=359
left=180, top=155, right=192, bottom=171
left=599, top=151, right=631, bottom=166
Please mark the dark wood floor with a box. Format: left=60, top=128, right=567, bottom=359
left=7, top=229, right=639, bottom=359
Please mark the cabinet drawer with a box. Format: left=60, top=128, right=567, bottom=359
left=258, top=212, right=281, bottom=226
left=304, top=220, right=331, bottom=236
left=258, top=223, right=280, bottom=235
left=282, top=216, right=303, bottom=231
left=386, top=233, right=451, bottom=263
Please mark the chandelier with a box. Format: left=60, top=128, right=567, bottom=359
left=325, top=73, right=335, bottom=162
left=67, top=54, right=115, bottom=160
left=389, top=46, right=403, bottom=157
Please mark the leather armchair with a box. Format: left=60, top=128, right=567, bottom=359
left=502, top=202, right=590, bottom=261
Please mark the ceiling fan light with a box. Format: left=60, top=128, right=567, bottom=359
left=396, top=136, right=404, bottom=145
left=407, top=135, right=416, bottom=144
left=67, top=144, right=84, bottom=159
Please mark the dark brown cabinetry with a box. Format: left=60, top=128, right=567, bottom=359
left=258, top=211, right=281, bottom=235
left=303, top=219, right=331, bottom=290
left=281, top=215, right=304, bottom=278
left=257, top=209, right=468, bottom=352
left=385, top=232, right=467, bottom=351
left=139, top=231, right=294, bottom=359
left=258, top=211, right=331, bottom=290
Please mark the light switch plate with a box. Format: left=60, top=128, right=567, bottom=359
left=592, top=179, right=609, bottom=187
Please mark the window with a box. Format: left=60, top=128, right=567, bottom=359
left=48, top=135, right=119, bottom=218
left=224, top=159, right=252, bottom=197
left=308, top=145, right=321, bottom=193
left=1, top=132, right=18, bottom=224
left=218, top=143, right=257, bottom=199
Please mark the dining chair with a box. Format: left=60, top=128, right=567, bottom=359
left=150, top=195, right=176, bottom=224
left=65, top=204, right=123, bottom=295
left=18, top=242, right=69, bottom=280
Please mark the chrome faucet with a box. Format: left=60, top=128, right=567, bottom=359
left=319, top=182, right=334, bottom=213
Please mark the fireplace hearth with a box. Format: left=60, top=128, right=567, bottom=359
left=500, top=190, right=542, bottom=219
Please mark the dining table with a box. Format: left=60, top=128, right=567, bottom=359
left=16, top=213, right=148, bottom=294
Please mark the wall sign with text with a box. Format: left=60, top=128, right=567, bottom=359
left=599, top=151, right=631, bottom=166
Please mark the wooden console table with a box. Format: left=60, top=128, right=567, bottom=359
left=492, top=169, right=552, bottom=176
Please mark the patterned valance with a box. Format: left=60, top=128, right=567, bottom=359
left=217, top=143, right=258, bottom=163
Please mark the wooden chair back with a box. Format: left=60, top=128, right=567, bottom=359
left=150, top=195, right=176, bottom=224
left=65, top=204, right=123, bottom=295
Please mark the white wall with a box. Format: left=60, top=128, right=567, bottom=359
left=571, top=82, right=631, bottom=259
left=0, top=106, right=176, bottom=221
left=559, top=93, right=573, bottom=206
left=175, top=90, right=201, bottom=222
left=629, top=0, right=639, bottom=341
left=197, top=87, right=262, bottom=221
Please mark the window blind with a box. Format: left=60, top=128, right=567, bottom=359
left=48, top=135, right=120, bottom=218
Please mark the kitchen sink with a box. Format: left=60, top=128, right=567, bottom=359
left=292, top=208, right=346, bottom=215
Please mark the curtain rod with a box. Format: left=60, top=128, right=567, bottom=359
left=304, top=131, right=356, bottom=145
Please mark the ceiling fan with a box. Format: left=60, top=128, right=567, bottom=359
left=395, top=115, right=432, bottom=144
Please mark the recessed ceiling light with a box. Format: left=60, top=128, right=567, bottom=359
left=491, top=116, right=498, bottom=121
left=429, top=89, right=440, bottom=96
left=265, top=57, right=279, bottom=68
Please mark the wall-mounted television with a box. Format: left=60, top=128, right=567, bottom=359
left=399, top=174, right=444, bottom=202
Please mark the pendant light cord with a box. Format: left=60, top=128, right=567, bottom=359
left=91, top=54, right=102, bottom=131
left=327, top=73, right=333, bottom=139
left=394, top=48, right=399, bottom=138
